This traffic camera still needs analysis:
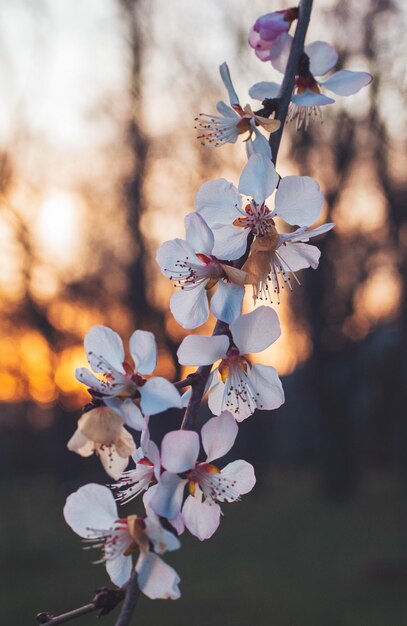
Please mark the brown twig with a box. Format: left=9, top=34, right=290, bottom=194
left=269, top=0, right=314, bottom=161
left=36, top=587, right=124, bottom=625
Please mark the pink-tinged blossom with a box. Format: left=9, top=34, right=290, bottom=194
left=248, top=9, right=298, bottom=62
left=249, top=40, right=373, bottom=128
left=150, top=413, right=256, bottom=540
left=177, top=307, right=284, bottom=421
left=195, top=154, right=330, bottom=299
left=63, top=483, right=181, bottom=599
left=75, top=326, right=182, bottom=417
left=156, top=213, right=246, bottom=328
left=195, top=62, right=279, bottom=158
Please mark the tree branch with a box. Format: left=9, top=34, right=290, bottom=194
left=114, top=567, right=141, bottom=626
left=269, top=0, right=314, bottom=161
left=180, top=0, right=314, bottom=432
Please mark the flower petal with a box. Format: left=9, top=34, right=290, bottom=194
left=210, top=282, right=244, bottom=325
left=274, top=176, right=324, bottom=227
left=270, top=33, right=293, bottom=73
left=201, top=412, right=238, bottom=462
left=140, top=377, right=182, bottom=415
left=249, top=81, right=281, bottom=101
left=211, top=224, right=250, bottom=261
left=321, top=69, right=372, bottom=96
left=195, top=179, right=241, bottom=227
left=129, top=330, right=157, bottom=375
left=84, top=326, right=125, bottom=374
left=177, top=334, right=229, bottom=366
left=182, top=492, right=221, bottom=540
left=280, top=223, right=335, bottom=243
left=98, top=442, right=132, bottom=480
left=150, top=471, right=187, bottom=520
left=144, top=514, right=181, bottom=554
left=170, top=283, right=210, bottom=330
left=74, top=367, right=108, bottom=394
left=231, top=306, right=281, bottom=355
left=249, top=127, right=272, bottom=159
left=277, top=242, right=321, bottom=272
left=238, top=154, right=279, bottom=205
left=118, top=399, right=146, bottom=431
left=136, top=552, right=181, bottom=600
left=248, top=363, right=285, bottom=410
left=106, top=554, right=132, bottom=588
left=291, top=91, right=335, bottom=106
left=184, top=212, right=214, bottom=255
left=161, top=430, right=200, bottom=473
left=63, top=483, right=117, bottom=538
left=156, top=238, right=200, bottom=278
left=220, top=459, right=256, bottom=496
left=216, top=100, right=239, bottom=118
left=305, top=41, right=338, bottom=76
left=219, top=62, right=240, bottom=106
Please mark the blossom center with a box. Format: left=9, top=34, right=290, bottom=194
left=188, top=462, right=240, bottom=502
left=233, top=200, right=274, bottom=236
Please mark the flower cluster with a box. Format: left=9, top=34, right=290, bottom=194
left=61, top=3, right=369, bottom=615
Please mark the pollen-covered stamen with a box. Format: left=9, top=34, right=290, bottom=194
left=163, top=253, right=225, bottom=291
left=218, top=348, right=260, bottom=415
left=233, top=199, right=275, bottom=236
left=188, top=462, right=240, bottom=503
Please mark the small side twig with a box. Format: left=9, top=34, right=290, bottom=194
left=36, top=587, right=124, bottom=625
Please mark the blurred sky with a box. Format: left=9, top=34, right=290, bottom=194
left=0, top=0, right=405, bottom=408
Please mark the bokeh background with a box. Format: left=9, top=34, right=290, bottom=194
left=1, top=0, right=407, bottom=624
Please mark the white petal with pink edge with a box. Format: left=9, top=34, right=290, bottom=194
left=305, top=41, right=338, bottom=76
left=84, top=326, right=125, bottom=374
left=177, top=334, right=229, bottom=366
left=321, top=69, right=372, bottom=96
left=238, top=153, right=279, bottom=205
left=63, top=483, right=117, bottom=538
left=274, top=175, right=324, bottom=227
left=161, top=430, right=200, bottom=473
left=182, top=491, right=221, bottom=540
left=129, top=330, right=157, bottom=375
left=136, top=552, right=181, bottom=600
left=201, top=412, right=238, bottom=462
left=231, top=306, right=281, bottom=355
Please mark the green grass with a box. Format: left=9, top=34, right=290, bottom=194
left=2, top=470, right=407, bottom=626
